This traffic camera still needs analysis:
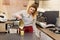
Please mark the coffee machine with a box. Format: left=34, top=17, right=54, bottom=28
left=37, top=12, right=46, bottom=22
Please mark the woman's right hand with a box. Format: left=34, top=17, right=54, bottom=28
left=16, top=15, right=22, bottom=20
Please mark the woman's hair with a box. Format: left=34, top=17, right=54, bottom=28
left=27, top=3, right=38, bottom=18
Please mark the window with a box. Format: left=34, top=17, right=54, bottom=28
left=3, top=0, right=10, bottom=5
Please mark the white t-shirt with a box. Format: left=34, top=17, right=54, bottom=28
left=14, top=10, right=36, bottom=27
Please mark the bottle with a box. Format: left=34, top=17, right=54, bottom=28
left=7, top=24, right=10, bottom=33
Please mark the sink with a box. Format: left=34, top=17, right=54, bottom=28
left=49, top=28, right=60, bottom=34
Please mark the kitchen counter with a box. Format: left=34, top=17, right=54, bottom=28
left=0, top=32, right=40, bottom=40
left=37, top=26, right=60, bottom=40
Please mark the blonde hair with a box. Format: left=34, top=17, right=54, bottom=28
left=27, top=3, right=38, bottom=18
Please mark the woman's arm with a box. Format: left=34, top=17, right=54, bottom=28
left=15, top=14, right=22, bottom=20
left=13, top=10, right=25, bottom=20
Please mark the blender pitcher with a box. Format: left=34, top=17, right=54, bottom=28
left=18, top=19, right=24, bottom=36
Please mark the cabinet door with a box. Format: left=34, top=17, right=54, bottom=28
left=35, top=28, right=40, bottom=37
left=41, top=32, right=47, bottom=40
left=0, top=23, right=6, bottom=32
left=46, top=35, right=53, bottom=40
left=41, top=32, right=53, bottom=40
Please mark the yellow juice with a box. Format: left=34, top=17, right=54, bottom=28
left=20, top=30, right=24, bottom=36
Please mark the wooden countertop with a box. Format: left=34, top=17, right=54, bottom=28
left=37, top=26, right=60, bottom=40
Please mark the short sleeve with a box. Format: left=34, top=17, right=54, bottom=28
left=14, top=10, right=25, bottom=16
left=13, top=10, right=26, bottom=19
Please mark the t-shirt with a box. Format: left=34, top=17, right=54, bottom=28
left=14, top=10, right=36, bottom=27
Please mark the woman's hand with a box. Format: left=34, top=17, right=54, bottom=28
left=16, top=15, right=22, bottom=20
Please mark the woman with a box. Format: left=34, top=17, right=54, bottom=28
left=14, top=3, right=38, bottom=33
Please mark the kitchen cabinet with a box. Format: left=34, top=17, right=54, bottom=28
left=35, top=28, right=40, bottom=37
left=35, top=28, right=52, bottom=40
left=34, top=28, right=41, bottom=40
left=0, top=23, right=6, bottom=32
left=40, top=31, right=53, bottom=40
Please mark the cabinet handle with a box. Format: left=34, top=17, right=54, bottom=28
left=39, top=32, right=41, bottom=40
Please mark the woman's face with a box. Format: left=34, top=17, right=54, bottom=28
left=28, top=7, right=36, bottom=15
